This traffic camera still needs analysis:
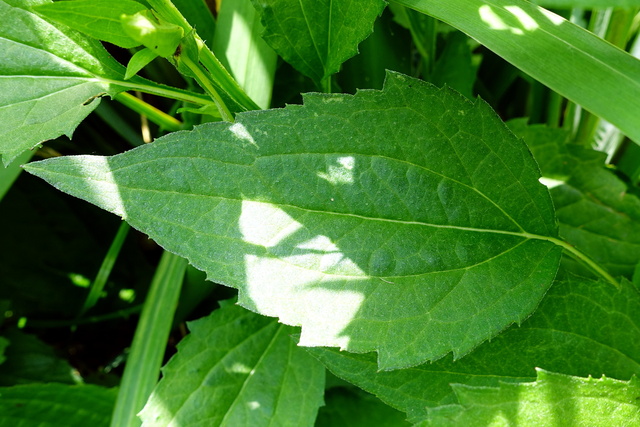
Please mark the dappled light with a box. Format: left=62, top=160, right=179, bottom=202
left=479, top=5, right=538, bottom=35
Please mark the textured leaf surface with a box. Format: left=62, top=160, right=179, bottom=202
left=25, top=72, right=562, bottom=370
left=420, top=370, right=640, bottom=426
left=0, top=0, right=127, bottom=166
left=33, top=0, right=147, bottom=48
left=509, top=120, right=640, bottom=279
left=251, top=0, right=386, bottom=87
left=0, top=383, right=116, bottom=426
left=308, top=274, right=640, bottom=422
left=139, top=303, right=324, bottom=427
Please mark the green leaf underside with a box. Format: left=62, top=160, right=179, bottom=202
left=308, top=275, right=640, bottom=422
left=420, top=370, right=640, bottom=426
left=139, top=303, right=324, bottom=427
left=33, top=0, right=148, bottom=48
left=0, top=0, right=128, bottom=166
left=0, top=383, right=117, bottom=426
left=251, top=0, right=387, bottom=87
left=25, top=72, right=562, bottom=370
left=509, top=120, right=640, bottom=279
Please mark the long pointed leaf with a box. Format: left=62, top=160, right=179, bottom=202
left=25, top=72, right=562, bottom=370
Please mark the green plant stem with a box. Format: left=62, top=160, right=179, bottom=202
left=25, top=305, right=143, bottom=328
left=146, top=0, right=260, bottom=112
left=105, top=78, right=215, bottom=107
left=524, top=234, right=620, bottom=289
left=180, top=54, right=234, bottom=122
left=114, top=92, right=184, bottom=131
left=78, top=222, right=131, bottom=317
left=195, top=40, right=261, bottom=112
left=110, top=251, right=187, bottom=427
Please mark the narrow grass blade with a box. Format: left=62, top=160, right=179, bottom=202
left=393, top=0, right=640, bottom=145
left=110, top=251, right=187, bottom=427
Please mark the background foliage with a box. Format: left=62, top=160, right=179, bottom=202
left=1, top=0, right=640, bottom=426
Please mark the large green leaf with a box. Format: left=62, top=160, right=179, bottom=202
left=139, top=302, right=325, bottom=427
left=420, top=370, right=640, bottom=426
left=250, top=0, right=387, bottom=89
left=393, top=0, right=640, bottom=146
left=25, top=72, right=562, bottom=370
left=509, top=120, right=640, bottom=279
left=0, top=383, right=116, bottom=426
left=308, top=274, right=640, bottom=422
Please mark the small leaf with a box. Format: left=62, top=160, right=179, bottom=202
left=25, top=72, right=562, bottom=370
left=251, top=0, right=387, bottom=88
left=420, top=370, right=640, bottom=426
left=121, top=10, right=184, bottom=58
left=139, top=303, right=325, bottom=427
left=33, top=0, right=147, bottom=48
left=125, top=47, right=160, bottom=80
left=308, top=274, right=640, bottom=422
left=0, top=0, right=128, bottom=166
left=0, top=383, right=117, bottom=426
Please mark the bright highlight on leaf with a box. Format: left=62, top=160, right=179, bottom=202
left=25, top=72, right=562, bottom=370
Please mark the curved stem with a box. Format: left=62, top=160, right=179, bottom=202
left=103, top=78, right=215, bottom=106
left=180, top=54, right=234, bottom=122
left=530, top=234, right=620, bottom=289
left=114, top=92, right=184, bottom=131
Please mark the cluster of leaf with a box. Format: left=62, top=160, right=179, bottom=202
left=1, top=0, right=640, bottom=426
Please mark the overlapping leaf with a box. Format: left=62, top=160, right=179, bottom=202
left=251, top=0, right=387, bottom=88
left=509, top=120, right=640, bottom=279
left=0, top=0, right=128, bottom=166
left=25, top=72, right=562, bottom=370
left=420, top=370, right=640, bottom=426
left=139, top=303, right=324, bottom=427
left=307, top=274, right=640, bottom=422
